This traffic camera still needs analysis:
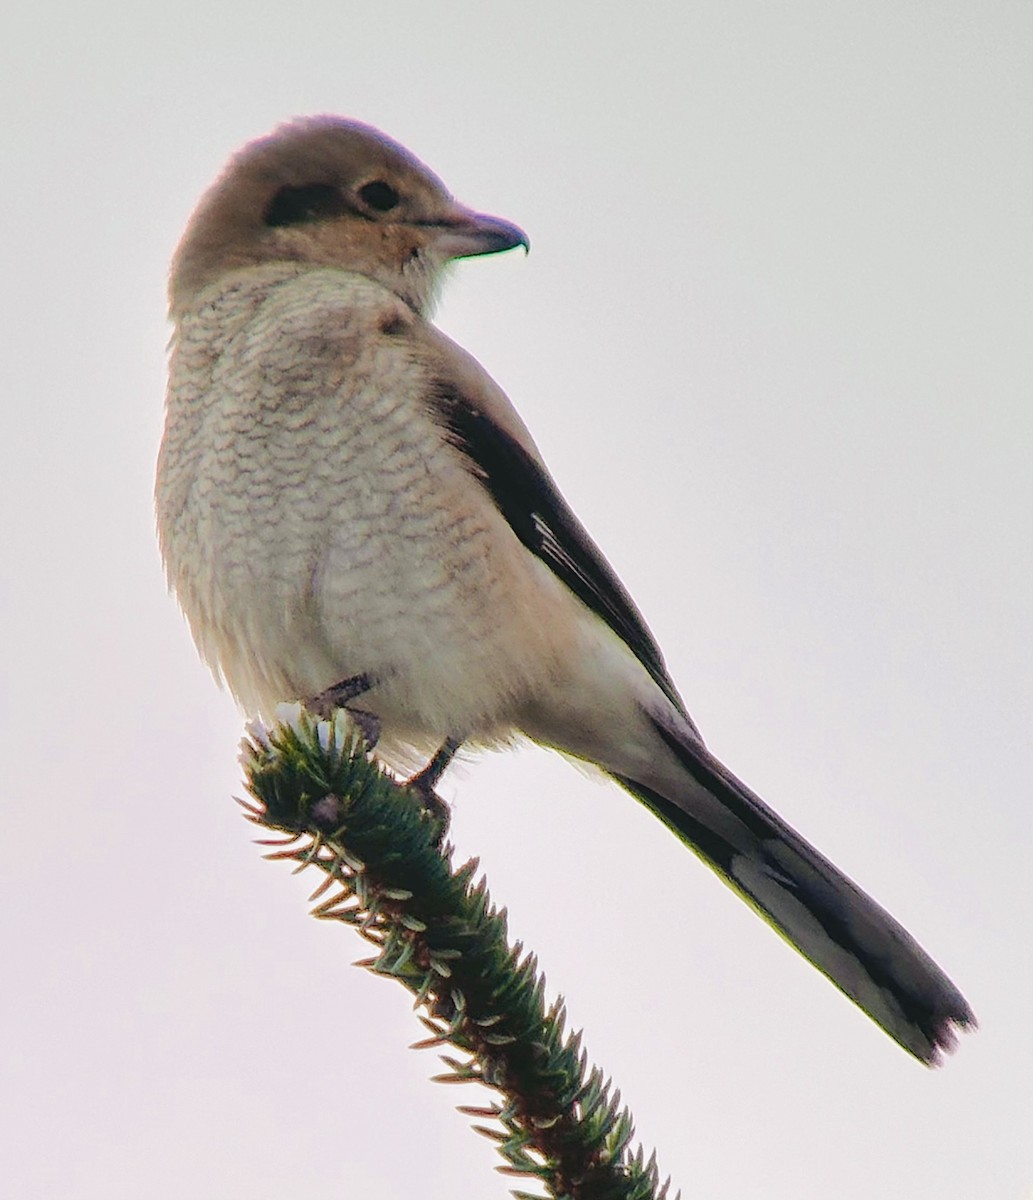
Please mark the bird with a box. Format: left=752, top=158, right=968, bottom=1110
left=156, top=115, right=975, bottom=1065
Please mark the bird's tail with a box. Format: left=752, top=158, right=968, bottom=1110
left=613, top=714, right=975, bottom=1064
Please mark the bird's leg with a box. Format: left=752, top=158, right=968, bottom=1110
left=408, top=736, right=461, bottom=792
left=310, top=672, right=457, bottom=838
left=405, top=737, right=462, bottom=839
left=307, top=672, right=381, bottom=748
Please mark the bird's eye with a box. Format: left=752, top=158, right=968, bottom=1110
left=358, top=180, right=401, bottom=213
left=264, top=184, right=348, bottom=227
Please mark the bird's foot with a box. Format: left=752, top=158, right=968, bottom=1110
left=307, top=672, right=381, bottom=749
left=309, top=671, right=376, bottom=714
left=404, top=738, right=462, bottom=843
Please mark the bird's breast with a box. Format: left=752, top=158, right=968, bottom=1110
left=157, top=267, right=580, bottom=752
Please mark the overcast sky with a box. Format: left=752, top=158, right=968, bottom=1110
left=2, top=3, right=1030, bottom=1198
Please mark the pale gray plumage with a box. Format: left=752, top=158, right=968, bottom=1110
left=157, top=115, right=975, bottom=1064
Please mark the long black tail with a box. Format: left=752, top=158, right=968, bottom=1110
left=613, top=715, right=975, bottom=1064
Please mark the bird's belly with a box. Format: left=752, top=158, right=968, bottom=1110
left=184, top=431, right=579, bottom=763
left=309, top=468, right=583, bottom=757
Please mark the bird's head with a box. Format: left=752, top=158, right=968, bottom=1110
left=169, top=115, right=528, bottom=317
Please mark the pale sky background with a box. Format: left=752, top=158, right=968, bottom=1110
left=2, top=3, right=1030, bottom=1198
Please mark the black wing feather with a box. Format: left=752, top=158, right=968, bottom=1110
left=429, top=390, right=685, bottom=714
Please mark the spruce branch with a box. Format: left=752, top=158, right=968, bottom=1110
left=239, top=706, right=678, bottom=1200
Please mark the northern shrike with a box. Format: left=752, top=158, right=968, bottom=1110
left=157, top=116, right=974, bottom=1063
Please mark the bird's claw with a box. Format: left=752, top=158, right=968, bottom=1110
left=307, top=672, right=381, bottom=748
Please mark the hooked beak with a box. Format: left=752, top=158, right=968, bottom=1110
left=429, top=204, right=530, bottom=260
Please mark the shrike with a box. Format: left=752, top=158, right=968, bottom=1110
left=157, top=115, right=974, bottom=1064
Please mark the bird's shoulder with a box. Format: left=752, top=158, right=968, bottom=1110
left=248, top=267, right=546, bottom=460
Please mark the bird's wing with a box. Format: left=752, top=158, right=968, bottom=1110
left=417, top=326, right=690, bottom=721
